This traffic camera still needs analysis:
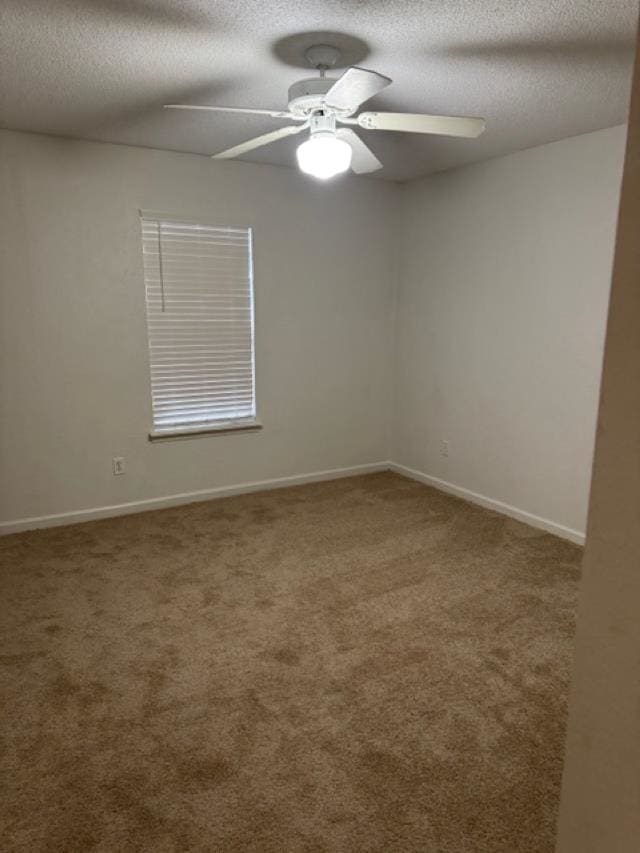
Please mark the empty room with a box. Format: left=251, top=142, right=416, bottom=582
left=2, top=2, right=640, bottom=851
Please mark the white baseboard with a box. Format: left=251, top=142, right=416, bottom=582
left=1, top=460, right=586, bottom=545
left=389, top=462, right=586, bottom=545
left=0, top=462, right=389, bottom=536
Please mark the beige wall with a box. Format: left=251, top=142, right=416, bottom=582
left=392, top=127, right=626, bottom=539
left=0, top=130, right=397, bottom=526
left=556, top=26, right=640, bottom=852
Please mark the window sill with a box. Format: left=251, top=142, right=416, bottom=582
left=148, top=421, right=262, bottom=442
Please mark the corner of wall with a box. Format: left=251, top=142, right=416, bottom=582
left=385, top=180, right=409, bottom=463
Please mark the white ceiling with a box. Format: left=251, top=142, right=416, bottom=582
left=0, top=1, right=637, bottom=181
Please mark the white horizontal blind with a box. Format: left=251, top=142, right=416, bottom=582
left=141, top=216, right=256, bottom=434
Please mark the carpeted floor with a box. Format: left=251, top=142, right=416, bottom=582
left=0, top=472, right=581, bottom=853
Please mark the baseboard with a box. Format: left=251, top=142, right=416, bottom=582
left=1, top=460, right=587, bottom=545
left=0, top=462, right=389, bottom=536
left=389, top=462, right=586, bottom=545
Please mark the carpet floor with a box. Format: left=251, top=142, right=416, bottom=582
left=0, top=472, right=581, bottom=852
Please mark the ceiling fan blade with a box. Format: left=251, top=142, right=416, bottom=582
left=337, top=129, right=382, bottom=174
left=357, top=112, right=486, bottom=138
left=212, top=124, right=307, bottom=160
left=324, top=67, right=392, bottom=111
left=165, top=104, right=298, bottom=120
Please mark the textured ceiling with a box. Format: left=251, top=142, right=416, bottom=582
left=0, top=0, right=637, bottom=181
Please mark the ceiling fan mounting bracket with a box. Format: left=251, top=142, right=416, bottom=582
left=304, top=44, right=342, bottom=72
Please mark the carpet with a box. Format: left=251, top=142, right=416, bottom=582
left=0, top=472, right=581, bottom=852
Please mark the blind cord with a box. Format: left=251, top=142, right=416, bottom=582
left=157, top=220, right=166, bottom=313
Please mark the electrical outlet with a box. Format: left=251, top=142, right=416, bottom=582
left=440, top=440, right=449, bottom=458
left=112, top=457, right=126, bottom=475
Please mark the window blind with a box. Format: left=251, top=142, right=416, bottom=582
left=141, top=216, right=256, bottom=435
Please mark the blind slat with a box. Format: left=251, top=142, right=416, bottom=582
left=142, top=217, right=256, bottom=432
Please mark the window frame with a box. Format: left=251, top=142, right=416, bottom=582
left=139, top=210, right=261, bottom=441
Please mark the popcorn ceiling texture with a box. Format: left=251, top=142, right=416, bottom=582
left=0, top=0, right=636, bottom=180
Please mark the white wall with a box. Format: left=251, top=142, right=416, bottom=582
left=0, top=130, right=397, bottom=526
left=392, top=127, right=626, bottom=538
left=0, top=127, right=625, bottom=536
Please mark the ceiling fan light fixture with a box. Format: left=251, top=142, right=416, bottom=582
left=171, top=58, right=486, bottom=176
left=296, top=132, right=352, bottom=180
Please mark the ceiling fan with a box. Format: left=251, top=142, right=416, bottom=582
left=165, top=45, right=486, bottom=180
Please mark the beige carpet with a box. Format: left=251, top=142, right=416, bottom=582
left=0, top=472, right=581, bottom=852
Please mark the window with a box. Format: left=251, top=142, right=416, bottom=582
left=140, top=213, right=257, bottom=438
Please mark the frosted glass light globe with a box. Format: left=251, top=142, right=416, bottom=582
left=296, top=133, right=352, bottom=180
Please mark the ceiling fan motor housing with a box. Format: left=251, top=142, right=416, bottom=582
left=288, top=78, right=332, bottom=116
left=287, top=78, right=354, bottom=118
